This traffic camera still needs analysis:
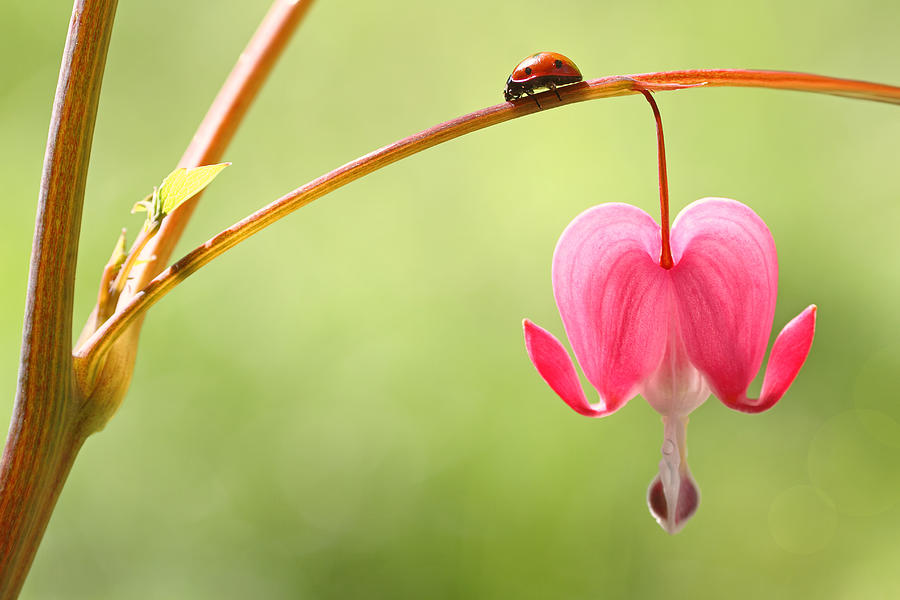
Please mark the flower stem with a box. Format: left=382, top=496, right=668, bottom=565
left=635, top=87, right=673, bottom=269
left=75, top=69, right=900, bottom=372
left=121, top=0, right=317, bottom=302
left=74, top=0, right=315, bottom=422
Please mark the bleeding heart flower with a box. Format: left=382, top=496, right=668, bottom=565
left=523, top=197, right=816, bottom=533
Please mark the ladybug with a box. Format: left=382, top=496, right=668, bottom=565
left=504, top=52, right=583, bottom=108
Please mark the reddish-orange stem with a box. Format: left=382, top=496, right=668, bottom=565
left=122, top=0, right=316, bottom=301
left=596, top=69, right=900, bottom=105
left=76, top=69, right=900, bottom=369
left=73, top=0, right=316, bottom=425
left=635, top=88, right=673, bottom=269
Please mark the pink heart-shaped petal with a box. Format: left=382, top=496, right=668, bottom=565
left=552, top=203, right=671, bottom=408
left=669, top=198, right=779, bottom=404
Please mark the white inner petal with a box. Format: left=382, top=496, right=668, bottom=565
left=639, top=303, right=710, bottom=418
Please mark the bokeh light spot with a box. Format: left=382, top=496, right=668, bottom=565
left=808, top=410, right=900, bottom=516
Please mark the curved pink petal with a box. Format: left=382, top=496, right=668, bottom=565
left=722, top=305, right=817, bottom=413
left=523, top=320, right=619, bottom=417
left=669, top=198, right=779, bottom=403
left=552, top=203, right=671, bottom=407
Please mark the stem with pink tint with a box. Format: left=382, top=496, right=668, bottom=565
left=74, top=0, right=316, bottom=423
left=3, top=2, right=315, bottom=592
left=122, top=0, right=317, bottom=300
left=76, top=69, right=899, bottom=376
left=635, top=87, right=673, bottom=269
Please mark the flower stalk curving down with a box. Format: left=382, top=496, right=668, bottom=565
left=522, top=89, right=817, bottom=534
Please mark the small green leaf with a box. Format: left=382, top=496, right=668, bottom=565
left=157, top=162, right=230, bottom=215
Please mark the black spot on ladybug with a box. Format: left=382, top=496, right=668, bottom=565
left=524, top=67, right=532, bottom=75
left=554, top=60, right=563, bottom=68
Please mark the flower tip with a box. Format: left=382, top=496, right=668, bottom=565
left=647, top=471, right=700, bottom=535
left=755, top=302, right=817, bottom=405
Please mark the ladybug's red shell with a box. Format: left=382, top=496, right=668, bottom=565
left=508, top=52, right=582, bottom=84
left=504, top=52, right=583, bottom=105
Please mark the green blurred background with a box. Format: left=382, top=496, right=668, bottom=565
left=2, top=0, right=899, bottom=597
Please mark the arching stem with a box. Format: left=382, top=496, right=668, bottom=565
left=635, top=87, right=674, bottom=269
left=75, top=70, right=900, bottom=367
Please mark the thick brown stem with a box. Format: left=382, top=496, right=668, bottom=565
left=0, top=0, right=117, bottom=597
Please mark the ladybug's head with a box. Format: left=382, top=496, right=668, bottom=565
left=504, top=76, right=528, bottom=102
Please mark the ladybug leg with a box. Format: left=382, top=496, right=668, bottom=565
left=549, top=82, right=562, bottom=102
left=524, top=89, right=542, bottom=109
